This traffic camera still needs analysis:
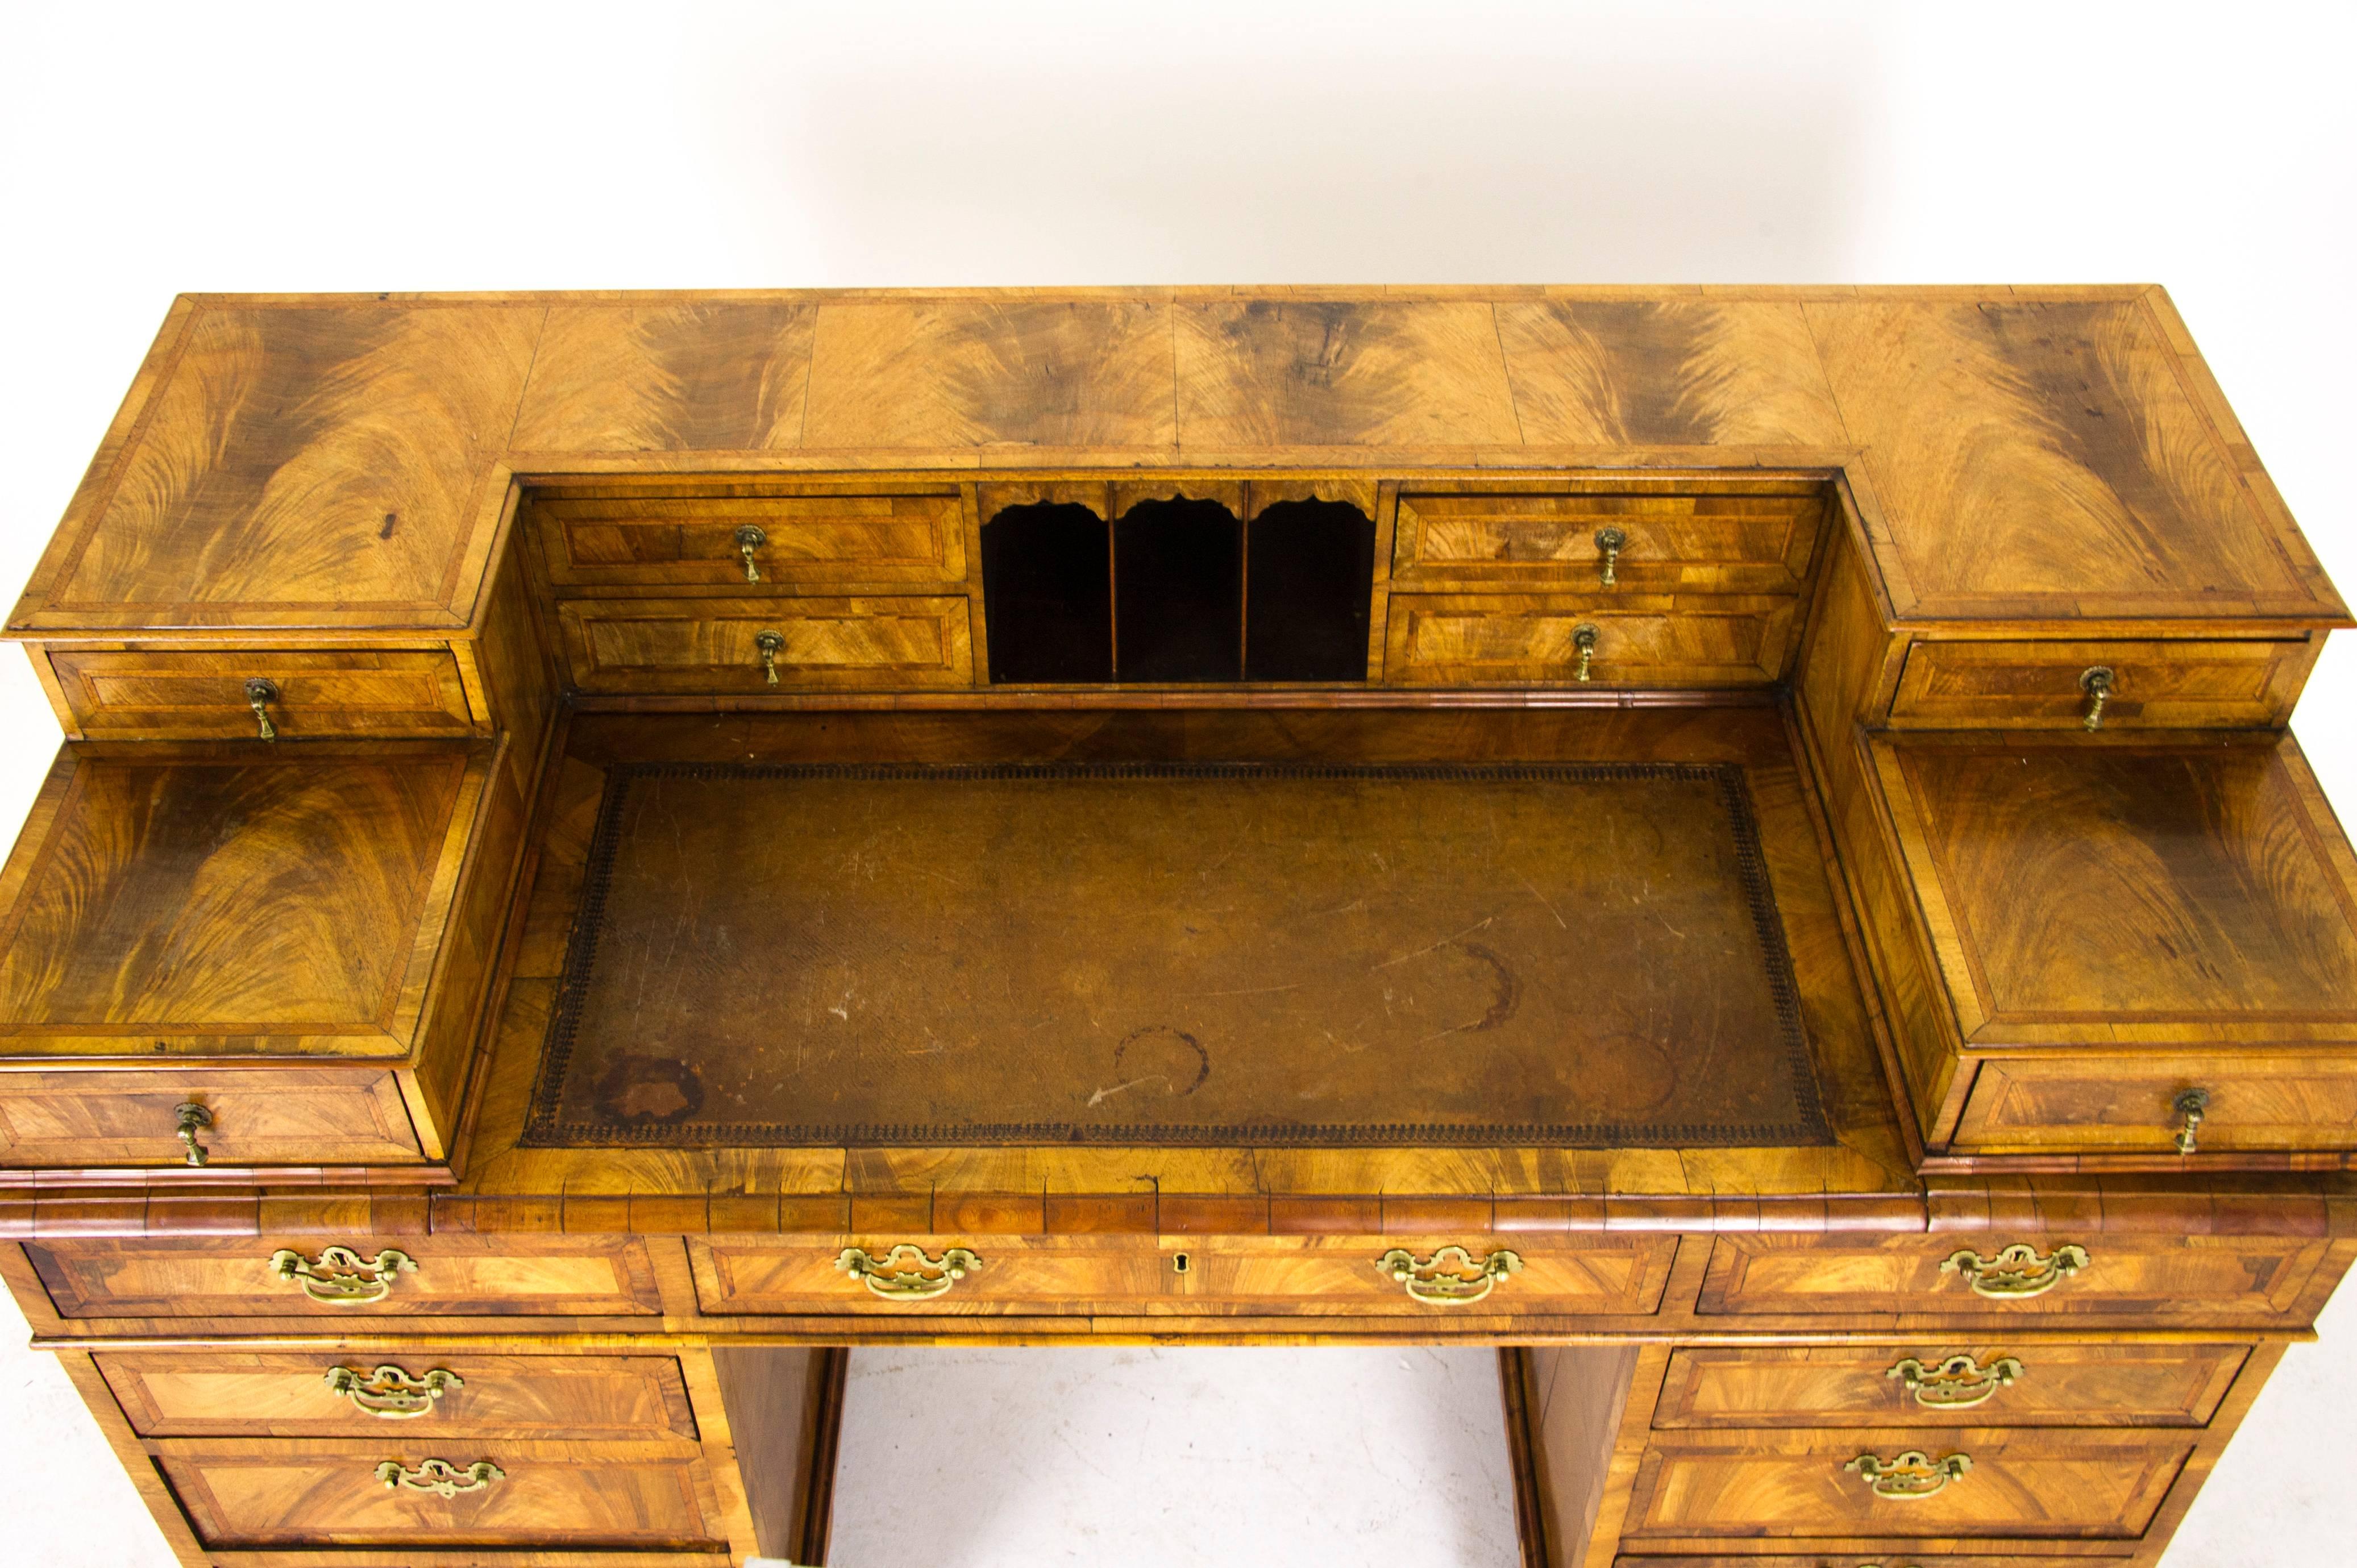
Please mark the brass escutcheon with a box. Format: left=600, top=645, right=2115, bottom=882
left=326, top=1364, right=464, bottom=1419
left=243, top=677, right=281, bottom=742
left=1594, top=526, right=1627, bottom=588
left=269, top=1245, right=418, bottom=1306
left=735, top=523, right=767, bottom=583
left=1845, top=1448, right=1971, bottom=1500
left=2174, top=1087, right=2211, bottom=1154
left=173, top=1101, right=211, bottom=1167
left=1887, top=1351, right=2023, bottom=1410
left=1377, top=1246, right=1524, bottom=1306
left=2079, top=664, right=2115, bottom=731
left=755, top=629, right=785, bottom=686
left=375, top=1458, right=503, bottom=1497
left=837, top=1244, right=982, bottom=1300
left=1572, top=623, right=1599, bottom=683
left=1942, top=1242, right=2089, bottom=1299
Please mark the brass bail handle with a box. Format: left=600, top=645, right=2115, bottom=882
left=2079, top=665, right=2115, bottom=731
left=735, top=523, right=767, bottom=583
left=2173, top=1087, right=2210, bottom=1154
left=173, top=1101, right=212, bottom=1167
left=244, top=677, right=281, bottom=741
left=1573, top=623, right=1599, bottom=683
left=754, top=629, right=785, bottom=687
left=1594, top=526, right=1626, bottom=588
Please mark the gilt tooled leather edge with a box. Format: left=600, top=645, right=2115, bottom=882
left=522, top=761, right=1832, bottom=1149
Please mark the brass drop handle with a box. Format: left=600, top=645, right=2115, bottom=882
left=2080, top=665, right=2115, bottom=731
left=327, top=1363, right=463, bottom=1419
left=1888, top=1352, right=2022, bottom=1410
left=754, top=629, right=784, bottom=687
left=1573, top=623, right=1599, bottom=683
left=269, top=1245, right=417, bottom=1306
left=376, top=1458, right=502, bottom=1496
left=1845, top=1449, right=1971, bottom=1501
left=837, top=1244, right=981, bottom=1300
left=1594, top=526, right=1626, bottom=588
left=173, top=1101, right=212, bottom=1167
left=2174, top=1087, right=2210, bottom=1154
left=735, top=523, right=767, bottom=583
left=1378, top=1246, right=1524, bottom=1305
left=244, top=677, right=281, bottom=741
left=1941, top=1242, right=2089, bottom=1299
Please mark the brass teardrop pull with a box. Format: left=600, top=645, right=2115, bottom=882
left=2173, top=1087, right=2210, bottom=1154
left=1573, top=623, right=1599, bottom=683
left=1594, top=527, right=1626, bottom=588
left=735, top=524, right=767, bottom=583
left=754, top=629, right=784, bottom=687
left=244, top=677, right=281, bottom=741
left=173, top=1101, right=212, bottom=1167
left=2079, top=666, right=2115, bottom=731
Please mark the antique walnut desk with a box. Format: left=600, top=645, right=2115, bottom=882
left=2, top=286, right=2354, bottom=1567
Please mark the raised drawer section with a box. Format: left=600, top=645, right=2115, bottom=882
left=99, top=1351, right=700, bottom=1440
left=558, top=595, right=974, bottom=691
left=0, top=1067, right=421, bottom=1167
left=1889, top=637, right=2312, bottom=729
left=1390, top=491, right=1822, bottom=593
left=1620, top=1427, right=2194, bottom=1542
left=692, top=1237, right=1674, bottom=1317
left=156, top=1439, right=722, bottom=1550
left=1652, top=1344, right=2245, bottom=1428
left=47, top=648, right=476, bottom=739
left=1381, top=594, right=1794, bottom=685
left=535, top=492, right=967, bottom=589
left=26, top=1237, right=666, bottom=1319
left=1955, top=1054, right=2357, bottom=1154
left=1697, top=1236, right=2338, bottom=1326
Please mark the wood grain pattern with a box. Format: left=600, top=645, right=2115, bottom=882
left=707, top=1346, right=841, bottom=1563
left=556, top=596, right=974, bottom=691
left=1383, top=594, right=1794, bottom=685
left=0, top=1067, right=419, bottom=1166
left=1175, top=301, right=1522, bottom=446
left=1888, top=637, right=2310, bottom=729
left=27, top=1236, right=665, bottom=1319
left=1495, top=301, right=1848, bottom=446
left=47, top=648, right=477, bottom=739
left=803, top=300, right=1175, bottom=447
left=511, top=303, right=817, bottom=452
left=1650, top=1344, right=2245, bottom=1428
left=1804, top=296, right=2344, bottom=621
left=98, top=1351, right=700, bottom=1441
left=1390, top=489, right=1823, bottom=594
left=532, top=492, right=965, bottom=589
left=1620, top=1426, right=2193, bottom=1540
left=1955, top=1054, right=2357, bottom=1153
left=157, top=1438, right=718, bottom=1549
left=15, top=301, right=541, bottom=631
left=1522, top=1344, right=1644, bottom=1568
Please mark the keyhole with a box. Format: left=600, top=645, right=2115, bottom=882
left=1171, top=1253, right=1191, bottom=1275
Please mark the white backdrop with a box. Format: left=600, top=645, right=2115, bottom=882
left=1, top=5, right=2350, bottom=1562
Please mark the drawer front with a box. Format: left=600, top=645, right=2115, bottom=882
left=157, top=1440, right=718, bottom=1550
left=1617, top=1559, right=2133, bottom=1567
left=1955, top=1054, right=2357, bottom=1154
left=558, top=596, right=974, bottom=691
left=48, top=648, right=475, bottom=739
left=694, top=1240, right=1167, bottom=1315
left=1888, top=638, right=2309, bottom=729
left=1178, top=1237, right=1676, bottom=1316
left=0, top=1067, right=421, bottom=1167
left=99, top=1351, right=700, bottom=1440
left=1382, top=594, right=1793, bottom=685
left=28, top=1237, right=665, bottom=1319
left=1698, top=1236, right=2335, bottom=1325
left=538, top=493, right=966, bottom=588
left=1391, top=492, right=1820, bottom=593
left=1622, top=1427, right=2194, bottom=1541
left=1652, top=1344, right=2245, bottom=1428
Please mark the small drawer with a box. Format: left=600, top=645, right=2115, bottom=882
left=0, top=1067, right=421, bottom=1168
left=26, top=1237, right=666, bottom=1320
left=693, top=1239, right=1166, bottom=1316
left=558, top=595, right=974, bottom=691
left=156, top=1438, right=722, bottom=1550
left=1888, top=638, right=2311, bottom=729
left=1652, top=1344, right=2245, bottom=1429
left=46, top=648, right=476, bottom=739
left=1955, top=1054, right=2357, bottom=1154
left=535, top=492, right=966, bottom=588
left=1620, top=1425, right=2194, bottom=1542
left=1382, top=593, right=1795, bottom=686
left=98, top=1351, right=700, bottom=1440
left=1391, top=491, right=1822, bottom=593
left=1697, top=1235, right=2337, bottom=1326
